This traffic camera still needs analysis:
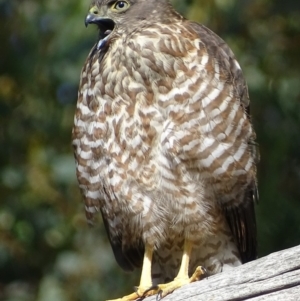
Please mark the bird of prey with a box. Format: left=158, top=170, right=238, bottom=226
left=72, top=0, right=258, bottom=300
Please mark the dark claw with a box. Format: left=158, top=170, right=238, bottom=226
left=156, top=290, right=163, bottom=301
left=202, top=267, right=208, bottom=279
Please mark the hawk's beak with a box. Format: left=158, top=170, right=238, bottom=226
left=85, top=14, right=115, bottom=29
left=85, top=6, right=114, bottom=29
left=85, top=13, right=102, bottom=27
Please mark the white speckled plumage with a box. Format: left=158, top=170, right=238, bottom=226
left=73, top=0, right=258, bottom=290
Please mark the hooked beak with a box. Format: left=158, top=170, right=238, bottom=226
left=85, top=13, right=106, bottom=27
left=85, top=6, right=115, bottom=29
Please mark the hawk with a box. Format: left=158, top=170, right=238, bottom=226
left=72, top=0, right=258, bottom=300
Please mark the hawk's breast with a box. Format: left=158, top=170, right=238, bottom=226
left=73, top=24, right=256, bottom=247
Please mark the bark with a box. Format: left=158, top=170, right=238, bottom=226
left=145, top=245, right=300, bottom=301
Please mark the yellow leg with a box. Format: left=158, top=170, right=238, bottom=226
left=107, top=240, right=205, bottom=300
left=137, top=244, right=154, bottom=294
left=176, top=239, right=193, bottom=280
left=107, top=244, right=154, bottom=301
left=150, top=240, right=206, bottom=298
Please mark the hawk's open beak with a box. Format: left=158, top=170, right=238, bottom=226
left=85, top=13, right=115, bottom=30
left=85, top=6, right=115, bottom=50
left=85, top=6, right=115, bottom=28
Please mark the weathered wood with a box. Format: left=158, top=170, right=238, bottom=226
left=146, top=245, right=300, bottom=301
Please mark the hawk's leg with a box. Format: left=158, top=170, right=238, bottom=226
left=107, top=241, right=205, bottom=301
left=145, top=239, right=206, bottom=298
left=107, top=244, right=154, bottom=301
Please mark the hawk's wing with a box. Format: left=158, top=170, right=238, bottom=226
left=81, top=44, right=145, bottom=272
left=189, top=22, right=258, bottom=263
left=101, top=210, right=144, bottom=271
left=223, top=185, right=258, bottom=263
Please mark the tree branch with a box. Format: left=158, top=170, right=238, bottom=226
left=145, top=245, right=300, bottom=301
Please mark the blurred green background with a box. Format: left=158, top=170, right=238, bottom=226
left=1, top=0, right=300, bottom=300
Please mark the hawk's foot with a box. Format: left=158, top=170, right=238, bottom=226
left=144, top=266, right=206, bottom=299
left=106, top=285, right=158, bottom=301
left=106, top=267, right=206, bottom=301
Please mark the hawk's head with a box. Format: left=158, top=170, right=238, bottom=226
left=85, top=0, right=180, bottom=47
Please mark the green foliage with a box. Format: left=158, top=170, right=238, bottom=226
left=1, top=0, right=299, bottom=300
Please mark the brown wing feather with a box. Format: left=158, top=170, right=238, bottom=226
left=223, top=185, right=258, bottom=263
left=100, top=209, right=144, bottom=271
left=189, top=21, right=258, bottom=262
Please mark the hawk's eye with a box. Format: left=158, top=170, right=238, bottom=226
left=112, top=1, right=130, bottom=12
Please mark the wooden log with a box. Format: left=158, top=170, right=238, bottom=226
left=145, top=245, right=300, bottom=301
